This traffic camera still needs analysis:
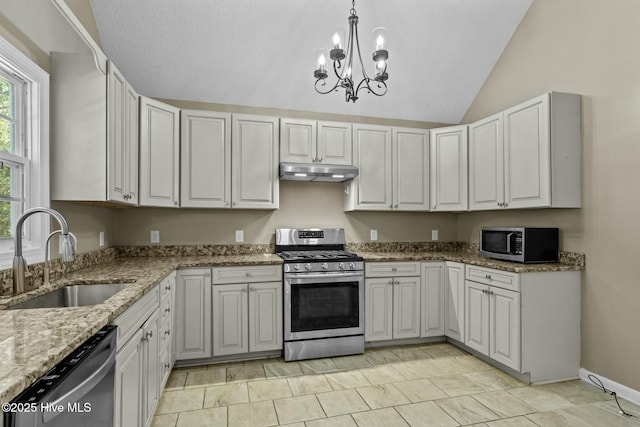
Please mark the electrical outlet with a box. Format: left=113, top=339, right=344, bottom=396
left=370, top=229, right=378, bottom=241
left=150, top=230, right=160, bottom=244
left=432, top=229, right=439, bottom=241
left=235, top=230, right=244, bottom=243
left=99, top=231, right=105, bottom=247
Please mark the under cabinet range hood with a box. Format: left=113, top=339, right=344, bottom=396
left=279, top=162, right=358, bottom=182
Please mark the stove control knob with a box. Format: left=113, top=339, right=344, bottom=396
left=349, top=262, right=356, bottom=269
left=305, top=263, right=312, bottom=270
left=338, top=262, right=345, bottom=269
left=322, top=263, right=329, bottom=270
left=294, top=264, right=301, bottom=271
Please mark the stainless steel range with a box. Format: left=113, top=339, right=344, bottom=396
left=276, top=228, right=364, bottom=361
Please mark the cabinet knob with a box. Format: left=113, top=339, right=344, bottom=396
left=165, top=308, right=170, bottom=314
left=232, top=201, right=236, bottom=206
left=485, top=274, right=492, bottom=280
left=394, top=204, right=398, bottom=208
left=164, top=363, right=170, bottom=370
left=165, top=330, right=170, bottom=336
left=318, top=157, right=323, bottom=163
left=249, top=287, right=256, bottom=292
left=389, top=204, right=393, bottom=209
left=174, top=201, right=178, bottom=206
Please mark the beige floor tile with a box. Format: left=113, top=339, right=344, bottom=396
left=429, top=374, right=487, bottom=397
left=351, top=407, right=409, bottom=426
left=317, top=389, right=370, bottom=417
left=287, top=374, right=333, bottom=396
left=472, top=390, right=536, bottom=418
left=592, top=399, right=640, bottom=418
left=356, top=383, right=410, bottom=409
left=435, top=395, right=499, bottom=425
left=394, top=401, right=459, bottom=427
left=506, top=386, right=575, bottom=412
left=203, top=382, right=249, bottom=407
left=185, top=367, right=226, bottom=388
left=273, top=394, right=326, bottom=424
left=151, top=413, right=178, bottom=427
left=536, top=380, right=614, bottom=405
left=156, top=388, right=205, bottom=414
left=279, top=424, right=306, bottom=427
left=419, top=343, right=467, bottom=359
left=359, top=364, right=407, bottom=385
left=326, top=370, right=371, bottom=390
left=390, top=346, right=430, bottom=361
left=227, top=400, right=278, bottom=427
left=454, top=355, right=493, bottom=372
left=393, top=357, right=465, bottom=380
left=263, top=361, right=303, bottom=378
left=463, top=369, right=526, bottom=391
left=332, top=354, right=374, bottom=370
left=364, top=348, right=403, bottom=366
left=300, top=358, right=340, bottom=374
left=555, top=403, right=640, bottom=427
left=248, top=378, right=293, bottom=401
left=485, top=416, right=538, bottom=427
left=176, top=407, right=227, bottom=427
left=226, top=363, right=266, bottom=382
left=305, top=415, right=358, bottom=427
left=392, top=378, right=448, bottom=402
left=165, top=371, right=187, bottom=390
left=243, top=356, right=281, bottom=365
left=525, top=411, right=585, bottom=427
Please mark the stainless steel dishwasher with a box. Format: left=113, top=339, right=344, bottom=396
left=4, top=325, right=117, bottom=427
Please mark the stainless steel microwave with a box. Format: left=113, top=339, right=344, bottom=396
left=479, top=227, right=559, bottom=263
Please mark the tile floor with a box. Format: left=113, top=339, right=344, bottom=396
left=151, top=343, right=640, bottom=427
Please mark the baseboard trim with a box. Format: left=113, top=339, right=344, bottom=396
left=579, top=367, right=640, bottom=406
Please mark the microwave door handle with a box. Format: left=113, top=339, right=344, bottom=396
left=506, top=232, right=514, bottom=254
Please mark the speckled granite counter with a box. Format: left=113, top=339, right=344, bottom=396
left=0, top=254, right=282, bottom=403
left=359, top=251, right=584, bottom=272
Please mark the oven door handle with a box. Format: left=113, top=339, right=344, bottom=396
left=286, top=272, right=363, bottom=283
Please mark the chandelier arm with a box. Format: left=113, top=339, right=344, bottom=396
left=352, top=16, right=372, bottom=81
left=357, top=79, right=388, bottom=97
left=332, top=59, right=343, bottom=79
left=315, top=78, right=341, bottom=95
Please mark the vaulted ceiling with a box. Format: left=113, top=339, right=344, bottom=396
left=89, top=0, right=532, bottom=124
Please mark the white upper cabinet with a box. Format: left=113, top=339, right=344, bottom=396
left=430, top=125, right=468, bottom=211
left=51, top=55, right=139, bottom=204
left=346, top=125, right=429, bottom=211
left=469, top=92, right=581, bottom=210
left=180, top=110, right=232, bottom=208
left=139, top=97, right=180, bottom=207
left=280, top=119, right=352, bottom=165
left=232, top=114, right=279, bottom=209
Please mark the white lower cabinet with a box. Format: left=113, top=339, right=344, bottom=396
left=421, top=262, right=445, bottom=337
left=444, top=261, right=465, bottom=342
left=365, top=262, right=421, bottom=341
left=175, top=268, right=212, bottom=360
left=141, top=310, right=160, bottom=427
left=211, top=266, right=283, bottom=356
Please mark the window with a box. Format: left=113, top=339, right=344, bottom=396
left=0, top=35, right=50, bottom=269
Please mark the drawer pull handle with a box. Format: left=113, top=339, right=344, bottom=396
left=165, top=308, right=171, bottom=314
left=164, top=330, right=170, bottom=337
left=485, top=274, right=492, bottom=280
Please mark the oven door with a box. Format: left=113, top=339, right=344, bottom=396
left=284, top=271, right=364, bottom=341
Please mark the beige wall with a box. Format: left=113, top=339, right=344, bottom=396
left=115, top=181, right=458, bottom=245
left=460, top=0, right=640, bottom=390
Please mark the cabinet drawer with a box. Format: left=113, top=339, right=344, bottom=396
left=365, top=262, right=420, bottom=277
left=212, top=265, right=282, bottom=284
left=159, top=271, right=175, bottom=302
left=112, top=285, right=159, bottom=350
left=159, top=316, right=171, bottom=350
left=465, top=265, right=520, bottom=292
left=159, top=294, right=172, bottom=325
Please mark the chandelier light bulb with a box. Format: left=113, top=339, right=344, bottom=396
left=333, top=32, right=341, bottom=49
left=376, top=34, right=385, bottom=51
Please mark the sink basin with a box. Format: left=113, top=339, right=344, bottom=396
left=8, top=283, right=130, bottom=310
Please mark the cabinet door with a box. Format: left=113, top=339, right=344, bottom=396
left=249, top=281, right=283, bottom=352
left=114, top=329, right=143, bottom=427
left=352, top=124, right=392, bottom=210
left=125, top=83, right=139, bottom=204
left=232, top=114, right=279, bottom=209
left=504, top=93, right=551, bottom=208
left=444, top=262, right=465, bottom=341
left=393, top=276, right=421, bottom=339
left=365, top=278, right=393, bottom=341
left=393, top=127, right=429, bottom=211
left=421, top=262, right=444, bottom=337
left=317, top=121, right=352, bottom=165
left=181, top=110, right=232, bottom=207
left=280, top=118, right=316, bottom=163
left=107, top=61, right=127, bottom=204
left=175, top=269, right=212, bottom=360
left=429, top=125, right=468, bottom=211
left=212, top=284, right=249, bottom=356
left=142, top=310, right=160, bottom=427
left=139, top=96, right=180, bottom=207
left=465, top=280, right=490, bottom=355
left=490, top=286, right=521, bottom=370
left=469, top=113, right=503, bottom=210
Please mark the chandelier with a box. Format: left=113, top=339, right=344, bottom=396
left=314, top=0, right=389, bottom=103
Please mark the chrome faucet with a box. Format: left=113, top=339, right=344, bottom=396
left=13, top=207, right=76, bottom=295
left=43, top=230, right=77, bottom=286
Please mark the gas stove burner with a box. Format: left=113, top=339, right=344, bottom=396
left=278, top=250, right=361, bottom=262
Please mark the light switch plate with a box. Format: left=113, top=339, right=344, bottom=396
left=99, top=231, right=105, bottom=247
left=370, top=229, right=378, bottom=241
left=432, top=230, right=439, bottom=241
left=235, top=230, right=244, bottom=243
left=150, top=230, right=160, bottom=244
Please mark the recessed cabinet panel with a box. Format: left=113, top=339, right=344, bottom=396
left=421, top=262, right=445, bottom=337
left=249, top=282, right=283, bottom=352
left=280, top=119, right=316, bottom=163
left=394, top=128, right=429, bottom=210
left=354, top=125, right=393, bottom=208
left=212, top=284, right=249, bottom=356
left=318, top=121, right=352, bottom=165
left=469, top=113, right=503, bottom=210
left=444, top=262, right=465, bottom=341
left=430, top=125, right=468, bottom=211
left=364, top=278, right=393, bottom=341
left=465, top=280, right=490, bottom=355
left=393, top=277, right=421, bottom=339
left=108, top=64, right=126, bottom=202
left=175, top=269, right=212, bottom=360
left=490, top=286, right=520, bottom=370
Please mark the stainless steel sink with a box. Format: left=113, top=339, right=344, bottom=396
left=8, top=283, right=130, bottom=310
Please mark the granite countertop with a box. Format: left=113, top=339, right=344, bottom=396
left=0, top=254, right=282, bottom=403
left=359, top=251, right=584, bottom=273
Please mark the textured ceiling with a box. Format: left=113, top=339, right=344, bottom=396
left=89, top=0, right=532, bottom=124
